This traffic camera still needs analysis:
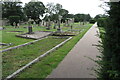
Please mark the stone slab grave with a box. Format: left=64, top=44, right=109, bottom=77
left=52, top=31, right=76, bottom=36
left=16, top=31, right=53, bottom=40
left=0, top=42, right=13, bottom=49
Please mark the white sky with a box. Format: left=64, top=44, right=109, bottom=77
left=21, top=0, right=108, bottom=18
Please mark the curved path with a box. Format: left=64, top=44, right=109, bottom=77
left=47, top=23, right=100, bottom=78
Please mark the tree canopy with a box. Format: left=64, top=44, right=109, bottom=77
left=74, top=14, right=91, bottom=22
left=2, top=1, right=24, bottom=20
left=1, top=0, right=92, bottom=25
left=24, top=1, right=46, bottom=21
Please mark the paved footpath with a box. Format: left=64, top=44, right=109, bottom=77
left=47, top=23, right=100, bottom=78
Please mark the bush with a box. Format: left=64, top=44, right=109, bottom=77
left=97, top=2, right=120, bottom=80
left=89, top=19, right=96, bottom=24
left=9, top=16, right=20, bottom=26
left=97, top=18, right=107, bottom=27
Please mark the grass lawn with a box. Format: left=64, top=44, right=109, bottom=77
left=1, top=23, right=87, bottom=49
left=1, top=25, right=57, bottom=49
left=2, top=23, right=93, bottom=79
left=14, top=24, right=93, bottom=79
left=2, top=36, right=66, bottom=78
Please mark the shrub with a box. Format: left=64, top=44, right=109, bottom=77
left=97, top=18, right=107, bottom=27
left=9, top=16, right=20, bottom=26
left=89, top=19, right=96, bottom=24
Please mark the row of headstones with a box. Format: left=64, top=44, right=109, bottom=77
left=12, top=18, right=74, bottom=28
left=39, top=19, right=74, bottom=27
left=27, top=19, right=75, bottom=34
left=38, top=19, right=74, bottom=29
left=11, top=18, right=75, bottom=34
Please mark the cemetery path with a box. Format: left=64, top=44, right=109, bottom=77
left=47, top=23, right=100, bottom=78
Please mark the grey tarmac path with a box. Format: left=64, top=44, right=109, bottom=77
left=47, top=23, right=100, bottom=78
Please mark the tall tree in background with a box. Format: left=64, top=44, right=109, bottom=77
left=94, top=14, right=101, bottom=20
left=46, top=3, right=55, bottom=15
left=24, top=1, right=46, bottom=22
left=54, top=3, right=62, bottom=14
left=46, top=3, right=56, bottom=21
left=2, top=1, right=23, bottom=19
left=58, top=9, right=69, bottom=16
left=46, top=3, right=69, bottom=25
left=74, top=14, right=91, bottom=22
left=2, top=0, right=25, bottom=25
left=59, top=9, right=69, bottom=22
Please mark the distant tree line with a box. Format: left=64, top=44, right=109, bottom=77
left=1, top=0, right=92, bottom=26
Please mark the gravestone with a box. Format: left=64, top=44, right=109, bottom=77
left=53, top=21, right=57, bottom=29
left=33, top=21, right=36, bottom=27
left=17, top=23, right=20, bottom=28
left=40, top=21, right=42, bottom=26
left=28, top=27, right=33, bottom=34
left=46, top=19, right=51, bottom=30
left=66, top=20, right=68, bottom=27
left=57, top=20, right=61, bottom=31
left=28, top=19, right=33, bottom=34
left=13, top=22, right=16, bottom=28
left=71, top=25, right=73, bottom=31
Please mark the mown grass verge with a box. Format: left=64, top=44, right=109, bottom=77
left=2, top=37, right=65, bottom=78
left=15, top=24, right=93, bottom=79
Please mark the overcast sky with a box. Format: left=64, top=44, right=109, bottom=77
left=21, top=0, right=108, bottom=18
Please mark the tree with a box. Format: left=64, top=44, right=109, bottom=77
left=24, top=1, right=46, bottom=22
left=94, top=14, right=101, bottom=20
left=94, top=14, right=108, bottom=21
left=46, top=2, right=55, bottom=15
left=46, top=3, right=69, bottom=22
left=46, top=3, right=58, bottom=21
left=74, top=14, right=85, bottom=22
left=9, top=16, right=20, bottom=26
left=2, top=0, right=25, bottom=25
left=54, top=3, right=62, bottom=14
left=89, top=19, right=96, bottom=24
left=97, top=18, right=107, bottom=27
left=59, top=9, right=69, bottom=23
left=59, top=9, right=69, bottom=16
left=2, top=0, right=26, bottom=25
left=85, top=14, right=91, bottom=21
left=74, top=14, right=91, bottom=22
